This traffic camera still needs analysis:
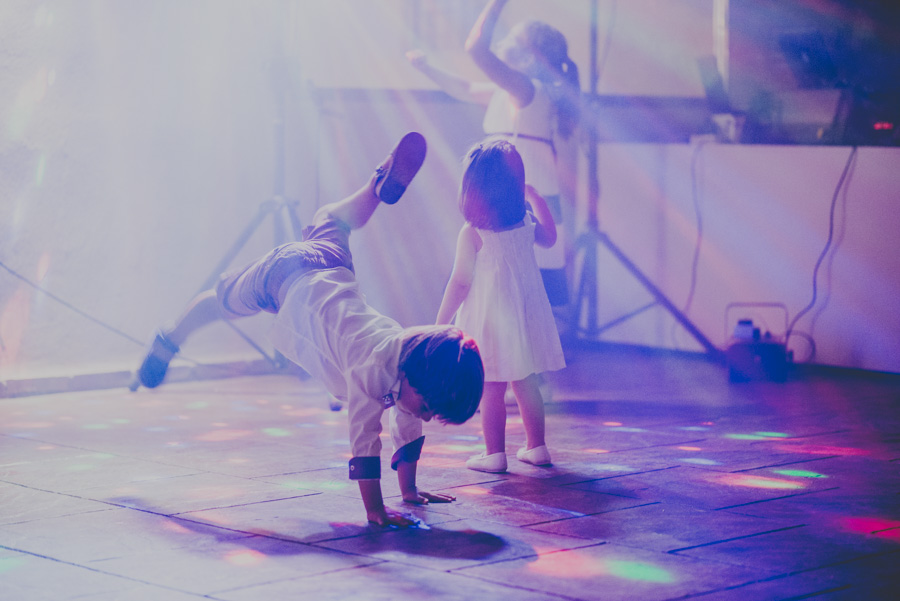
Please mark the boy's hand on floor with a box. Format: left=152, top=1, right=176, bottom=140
left=403, top=490, right=456, bottom=505
left=367, top=507, right=418, bottom=528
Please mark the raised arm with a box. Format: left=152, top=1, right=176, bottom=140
left=406, top=50, right=494, bottom=105
left=436, top=224, right=481, bottom=325
left=465, top=0, right=535, bottom=107
left=526, top=185, right=557, bottom=248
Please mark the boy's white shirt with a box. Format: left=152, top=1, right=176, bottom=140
left=269, top=267, right=422, bottom=463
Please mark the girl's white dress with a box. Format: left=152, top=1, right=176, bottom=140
left=455, top=214, right=565, bottom=382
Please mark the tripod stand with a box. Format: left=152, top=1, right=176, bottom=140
left=195, top=196, right=304, bottom=369
left=569, top=0, right=722, bottom=360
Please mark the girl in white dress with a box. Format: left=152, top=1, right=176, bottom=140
left=408, top=0, right=580, bottom=307
left=437, top=138, right=565, bottom=473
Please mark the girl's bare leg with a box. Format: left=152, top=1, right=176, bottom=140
left=479, top=381, right=508, bottom=455
left=510, top=373, right=546, bottom=450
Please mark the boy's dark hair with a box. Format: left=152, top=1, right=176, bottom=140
left=459, top=138, right=526, bottom=231
left=399, top=325, right=484, bottom=425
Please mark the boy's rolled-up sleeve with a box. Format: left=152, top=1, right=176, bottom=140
left=389, top=406, right=424, bottom=470
left=346, top=381, right=384, bottom=480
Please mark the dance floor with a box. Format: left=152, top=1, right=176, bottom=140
left=2, top=344, right=898, bottom=600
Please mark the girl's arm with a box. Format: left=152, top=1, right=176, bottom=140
left=526, top=185, right=558, bottom=248
left=406, top=50, right=494, bottom=105
left=436, top=224, right=481, bottom=324
left=464, top=0, right=535, bottom=108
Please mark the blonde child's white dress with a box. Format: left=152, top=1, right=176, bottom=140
left=455, top=214, right=565, bottom=382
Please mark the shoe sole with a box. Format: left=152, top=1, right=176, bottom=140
left=378, top=132, right=427, bottom=204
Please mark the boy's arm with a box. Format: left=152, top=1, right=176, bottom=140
left=358, top=479, right=417, bottom=526
left=526, top=185, right=558, bottom=248
left=397, top=459, right=456, bottom=505
left=436, top=225, right=480, bottom=324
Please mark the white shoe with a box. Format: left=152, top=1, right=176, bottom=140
left=466, top=452, right=508, bottom=473
left=516, top=445, right=552, bottom=466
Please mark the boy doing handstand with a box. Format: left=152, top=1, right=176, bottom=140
left=136, top=133, right=484, bottom=526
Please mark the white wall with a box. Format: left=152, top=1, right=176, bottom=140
left=585, top=143, right=900, bottom=373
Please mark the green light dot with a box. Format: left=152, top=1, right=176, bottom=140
left=0, top=556, right=26, bottom=573
left=773, top=469, right=827, bottom=478
left=35, top=155, right=46, bottom=186
left=755, top=432, right=790, bottom=438
left=262, top=428, right=291, bottom=437
left=606, top=560, right=674, bottom=583
left=725, top=433, right=767, bottom=440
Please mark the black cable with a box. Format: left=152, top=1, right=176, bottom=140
left=786, top=146, right=858, bottom=344
left=0, top=258, right=145, bottom=347
left=595, top=0, right=617, bottom=86
left=683, top=140, right=708, bottom=315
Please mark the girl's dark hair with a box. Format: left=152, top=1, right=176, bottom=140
left=398, top=325, right=483, bottom=425
left=459, top=138, right=526, bottom=231
left=520, top=20, right=581, bottom=139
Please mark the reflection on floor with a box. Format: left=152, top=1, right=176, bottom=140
left=1, top=344, right=898, bottom=600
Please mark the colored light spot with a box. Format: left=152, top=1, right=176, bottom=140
left=262, top=428, right=291, bottom=437
left=773, top=469, right=827, bottom=478
left=839, top=517, right=900, bottom=540
left=458, top=486, right=490, bottom=495
left=606, top=560, right=675, bottom=583
left=680, top=458, right=720, bottom=466
left=603, top=422, right=623, bottom=427
left=583, top=448, right=609, bottom=454
left=594, top=464, right=634, bottom=471
left=196, top=429, right=251, bottom=442
left=224, top=549, right=267, bottom=567
left=450, top=435, right=480, bottom=441
left=773, top=443, right=870, bottom=457
left=609, top=427, right=647, bottom=433
left=66, top=464, right=95, bottom=471
left=185, top=401, right=209, bottom=410
left=717, top=474, right=805, bottom=490
left=677, top=446, right=702, bottom=451
left=527, top=553, right=674, bottom=583
left=162, top=520, right=191, bottom=534
left=35, top=155, right=46, bottom=186
left=0, top=556, right=26, bottom=573
left=754, top=432, right=790, bottom=438
left=724, top=433, right=768, bottom=440
left=680, top=426, right=710, bottom=431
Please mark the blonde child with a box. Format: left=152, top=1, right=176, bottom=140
left=408, top=0, right=580, bottom=307
left=436, top=138, right=564, bottom=473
